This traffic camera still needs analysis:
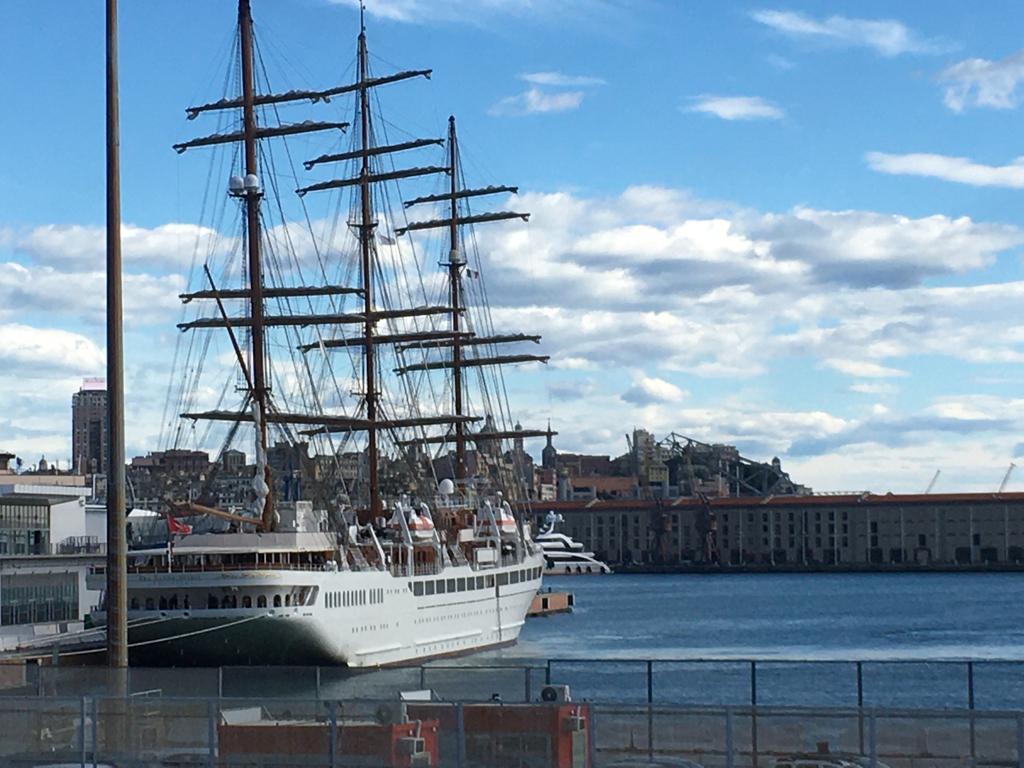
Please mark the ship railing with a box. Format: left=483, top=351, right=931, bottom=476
left=126, top=561, right=338, bottom=575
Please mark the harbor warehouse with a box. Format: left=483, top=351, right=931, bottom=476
left=537, top=492, right=1024, bottom=568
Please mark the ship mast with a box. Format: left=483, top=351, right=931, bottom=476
left=238, top=0, right=273, bottom=531
left=356, top=11, right=381, bottom=517
left=447, top=116, right=465, bottom=480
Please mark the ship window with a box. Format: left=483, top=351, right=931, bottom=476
left=477, top=576, right=487, bottom=589
left=436, top=580, right=447, bottom=594
left=498, top=573, right=509, bottom=586
left=273, top=595, right=282, bottom=607
left=413, top=582, right=424, bottom=596
left=145, top=597, right=155, bottom=611
left=457, top=578, right=466, bottom=592
left=207, top=594, right=217, bottom=609
left=447, top=579, right=456, bottom=592
left=221, top=596, right=231, bottom=609
left=286, top=594, right=292, bottom=607
left=130, top=598, right=139, bottom=610
left=510, top=571, right=519, bottom=584
left=257, top=595, right=267, bottom=608
left=159, top=596, right=167, bottom=610
left=425, top=581, right=435, bottom=596
left=486, top=575, right=495, bottom=588
left=242, top=596, right=252, bottom=608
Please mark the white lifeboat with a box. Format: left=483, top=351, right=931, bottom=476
left=480, top=503, right=518, bottom=537
left=407, top=509, right=436, bottom=541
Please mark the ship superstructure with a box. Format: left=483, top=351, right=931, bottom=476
left=92, top=0, right=549, bottom=666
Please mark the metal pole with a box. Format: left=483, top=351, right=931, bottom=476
left=751, top=661, right=758, bottom=768
left=868, top=712, right=877, bottom=768
left=80, top=695, right=87, bottom=768
left=647, top=660, right=654, bottom=703
left=316, top=666, right=322, bottom=701
left=587, top=705, right=597, bottom=768
left=91, top=697, right=99, bottom=768
left=524, top=666, right=532, bottom=702
left=1017, top=714, right=1024, bottom=768
left=104, top=0, right=128, bottom=672
left=725, top=708, right=735, bottom=768
left=329, top=701, right=338, bottom=768
left=207, top=699, right=217, bottom=768
left=968, top=661, right=976, bottom=759
left=456, top=703, right=466, bottom=768
left=857, top=661, right=864, bottom=754
left=545, top=659, right=552, bottom=685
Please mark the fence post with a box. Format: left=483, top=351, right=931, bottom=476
left=329, top=700, right=338, bottom=768
left=857, top=661, right=864, bottom=754
left=456, top=703, right=466, bottom=768
left=207, top=698, right=217, bottom=768
left=80, top=695, right=87, bottom=768
left=751, top=661, right=758, bottom=768
left=868, top=711, right=877, bottom=768
left=587, top=705, right=597, bottom=768
left=545, top=659, right=552, bottom=685
left=1017, top=714, right=1023, bottom=768
left=524, top=666, right=532, bottom=702
left=725, top=708, right=735, bottom=768
left=647, top=660, right=655, bottom=761
left=91, top=696, right=99, bottom=768
left=968, top=661, right=976, bottom=760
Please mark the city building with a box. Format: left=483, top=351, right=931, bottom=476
left=0, top=452, right=100, bottom=650
left=71, top=378, right=108, bottom=476
left=531, top=492, right=1024, bottom=568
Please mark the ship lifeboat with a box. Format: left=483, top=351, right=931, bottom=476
left=407, top=509, right=436, bottom=541
left=480, top=505, right=519, bottom=537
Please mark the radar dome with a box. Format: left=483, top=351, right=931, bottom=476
left=438, top=478, right=455, bottom=496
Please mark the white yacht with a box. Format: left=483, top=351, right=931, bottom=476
left=535, top=512, right=612, bottom=575
left=90, top=0, right=551, bottom=667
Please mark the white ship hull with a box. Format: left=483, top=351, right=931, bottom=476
left=100, top=554, right=544, bottom=667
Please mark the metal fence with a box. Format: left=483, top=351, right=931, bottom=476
left=8, top=658, right=1024, bottom=710
left=0, top=694, right=1022, bottom=768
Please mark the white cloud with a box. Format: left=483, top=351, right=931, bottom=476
left=938, top=50, right=1024, bottom=112
left=520, top=71, right=606, bottom=87
left=689, top=96, right=784, bottom=121
left=751, top=9, right=942, bottom=57
left=621, top=375, right=687, bottom=406
left=0, top=324, right=103, bottom=375
left=866, top=151, right=1024, bottom=188
left=0, top=262, right=183, bottom=325
left=488, top=88, right=585, bottom=116
left=824, top=359, right=909, bottom=379
left=14, top=223, right=227, bottom=271
left=850, top=382, right=898, bottom=395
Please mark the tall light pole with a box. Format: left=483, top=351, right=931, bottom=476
left=105, top=0, right=128, bottom=669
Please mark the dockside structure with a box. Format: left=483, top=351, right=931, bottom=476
left=534, top=492, right=1024, bottom=568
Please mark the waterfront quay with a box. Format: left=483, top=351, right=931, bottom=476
left=539, top=492, right=1024, bottom=570
left=3, top=658, right=1024, bottom=766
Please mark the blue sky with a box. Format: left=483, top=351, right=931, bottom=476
left=4, top=0, right=1024, bottom=493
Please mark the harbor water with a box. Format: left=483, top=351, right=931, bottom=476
left=512, top=572, right=1024, bottom=661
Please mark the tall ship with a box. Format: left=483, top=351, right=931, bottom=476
left=92, top=0, right=550, bottom=666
